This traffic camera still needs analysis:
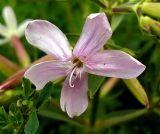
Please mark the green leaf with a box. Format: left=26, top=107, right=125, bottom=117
left=24, top=111, right=39, bottom=134
left=36, top=82, right=53, bottom=108
left=38, top=98, right=86, bottom=128
left=1, top=123, right=13, bottom=130
left=123, top=78, right=149, bottom=107
left=111, top=14, right=124, bottom=32
left=0, top=106, right=8, bottom=123
left=22, top=78, right=35, bottom=99
left=38, top=109, right=84, bottom=128
left=9, top=103, right=17, bottom=116
left=98, top=109, right=147, bottom=129
left=88, top=74, right=105, bottom=98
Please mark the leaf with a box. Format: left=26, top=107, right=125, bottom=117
left=123, top=78, right=149, bottom=107
left=36, top=82, right=53, bottom=108
left=38, top=109, right=84, bottom=128
left=9, top=104, right=24, bottom=124
left=98, top=109, right=147, bottom=129
left=111, top=14, right=124, bottom=32
left=0, top=106, right=8, bottom=123
left=88, top=74, right=105, bottom=98
left=24, top=111, right=39, bottom=134
left=9, top=103, right=17, bottom=117
left=38, top=98, right=86, bottom=128
left=22, top=78, right=35, bottom=99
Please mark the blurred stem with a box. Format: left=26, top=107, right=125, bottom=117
left=100, top=78, right=119, bottom=98
left=91, top=0, right=134, bottom=13
left=90, top=88, right=100, bottom=127
left=112, top=6, right=133, bottom=13
left=11, top=35, right=31, bottom=67
left=0, top=89, right=22, bottom=104
left=0, top=55, right=53, bottom=90
left=0, top=69, right=26, bottom=90
left=0, top=55, right=19, bottom=76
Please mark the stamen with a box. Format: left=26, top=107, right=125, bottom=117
left=78, top=69, right=82, bottom=80
left=69, top=67, right=77, bottom=87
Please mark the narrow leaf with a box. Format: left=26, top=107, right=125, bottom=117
left=123, top=78, right=149, bottom=107
left=0, top=106, right=8, bottom=121
left=98, top=109, right=147, bottom=129
left=38, top=109, right=83, bottom=128
left=111, top=14, right=124, bottom=32
left=22, top=78, right=35, bottom=98
left=24, top=111, right=39, bottom=134
left=38, top=98, right=86, bottom=128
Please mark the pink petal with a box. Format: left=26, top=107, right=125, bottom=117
left=84, top=50, right=146, bottom=79
left=25, top=20, right=72, bottom=61
left=73, top=13, right=112, bottom=61
left=60, top=72, right=88, bottom=118
left=24, top=60, right=72, bottom=90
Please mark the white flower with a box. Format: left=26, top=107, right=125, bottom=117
left=0, top=6, right=30, bottom=45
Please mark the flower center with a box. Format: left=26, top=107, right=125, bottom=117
left=72, top=58, right=83, bottom=67
left=69, top=58, right=83, bottom=87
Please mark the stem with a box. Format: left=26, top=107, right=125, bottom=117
left=11, top=35, right=30, bottom=67
left=0, top=55, right=53, bottom=90
left=0, top=69, right=26, bottom=90
left=90, top=88, right=100, bottom=127
left=91, top=0, right=134, bottom=13
left=100, top=78, right=119, bottom=98
left=0, top=55, right=19, bottom=76
left=112, top=6, right=133, bottom=13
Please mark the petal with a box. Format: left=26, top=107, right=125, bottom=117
left=24, top=60, right=72, bottom=90
left=25, top=20, right=72, bottom=61
left=60, top=72, right=88, bottom=118
left=84, top=50, right=146, bottom=79
left=73, top=13, right=112, bottom=61
left=16, top=20, right=31, bottom=37
left=2, top=6, right=17, bottom=30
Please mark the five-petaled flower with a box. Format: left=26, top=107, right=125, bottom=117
left=24, top=13, right=146, bottom=118
left=0, top=6, right=30, bottom=45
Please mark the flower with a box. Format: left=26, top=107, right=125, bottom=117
left=24, top=13, right=146, bottom=118
left=0, top=6, right=30, bottom=45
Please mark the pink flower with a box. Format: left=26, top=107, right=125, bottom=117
left=24, top=13, right=145, bottom=118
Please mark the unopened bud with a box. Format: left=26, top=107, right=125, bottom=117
left=141, top=2, right=160, bottom=19
left=139, top=16, right=160, bottom=38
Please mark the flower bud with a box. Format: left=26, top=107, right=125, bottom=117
left=139, top=16, right=160, bottom=38
left=140, top=2, right=160, bottom=19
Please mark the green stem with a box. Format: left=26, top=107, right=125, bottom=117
left=112, top=6, right=133, bottom=13
left=90, top=88, right=100, bottom=127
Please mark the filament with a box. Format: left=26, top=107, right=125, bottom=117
left=69, top=67, right=77, bottom=87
